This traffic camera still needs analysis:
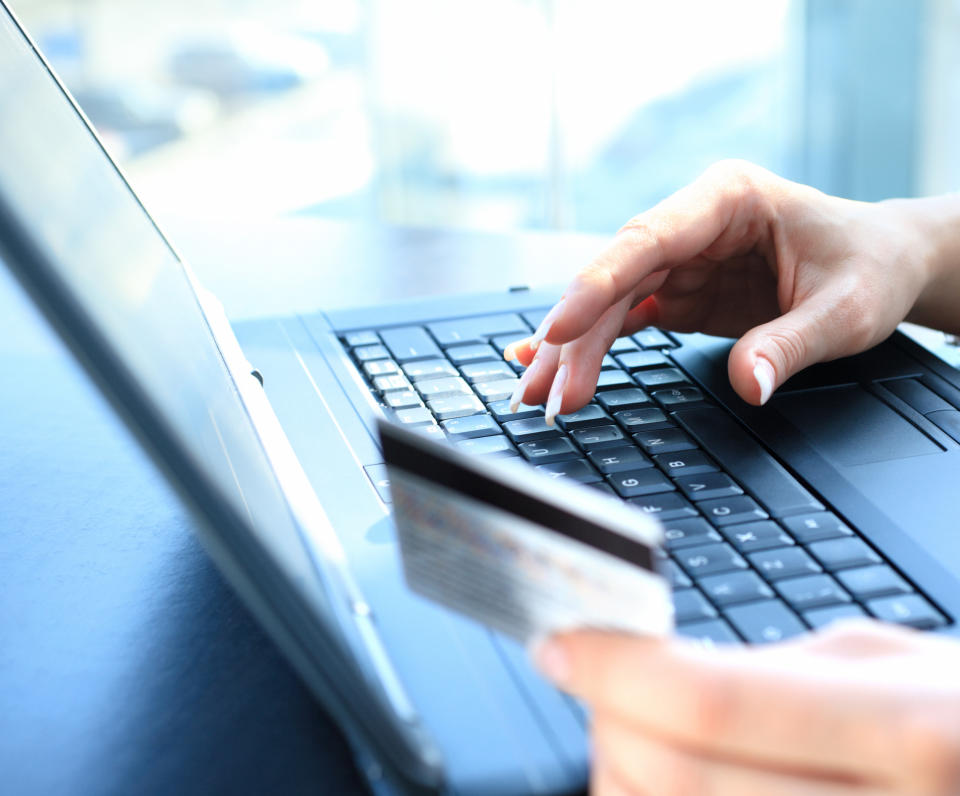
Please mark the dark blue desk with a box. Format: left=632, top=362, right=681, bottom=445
left=0, top=268, right=369, bottom=794
left=0, top=219, right=603, bottom=795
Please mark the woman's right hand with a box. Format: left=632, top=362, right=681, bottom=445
left=505, top=160, right=959, bottom=423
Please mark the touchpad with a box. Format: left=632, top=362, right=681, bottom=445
left=773, top=386, right=941, bottom=466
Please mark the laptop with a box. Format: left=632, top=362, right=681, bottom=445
left=3, top=3, right=960, bottom=793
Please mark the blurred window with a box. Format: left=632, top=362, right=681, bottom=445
left=8, top=0, right=960, bottom=233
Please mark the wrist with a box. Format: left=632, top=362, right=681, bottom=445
left=898, top=194, right=960, bottom=333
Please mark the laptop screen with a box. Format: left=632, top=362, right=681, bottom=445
left=0, top=7, right=321, bottom=584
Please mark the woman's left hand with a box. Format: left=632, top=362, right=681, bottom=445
left=533, top=620, right=960, bottom=795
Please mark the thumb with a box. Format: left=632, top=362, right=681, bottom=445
left=727, top=300, right=839, bottom=406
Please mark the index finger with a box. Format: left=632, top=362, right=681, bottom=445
left=538, top=161, right=771, bottom=347
left=533, top=630, right=902, bottom=784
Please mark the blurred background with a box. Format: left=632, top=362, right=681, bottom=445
left=8, top=0, right=960, bottom=236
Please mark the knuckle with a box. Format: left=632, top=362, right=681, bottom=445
left=833, top=276, right=877, bottom=352
left=574, top=260, right=620, bottom=306
left=704, top=158, right=758, bottom=195
left=763, top=324, right=809, bottom=376
left=688, top=668, right=737, bottom=740
left=616, top=217, right=666, bottom=265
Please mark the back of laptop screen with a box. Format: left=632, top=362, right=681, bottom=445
left=0, top=7, right=317, bottom=584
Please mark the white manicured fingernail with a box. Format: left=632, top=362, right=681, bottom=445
left=754, top=357, right=775, bottom=405
left=509, top=357, right=540, bottom=412
left=530, top=299, right=565, bottom=351
left=503, top=339, right=525, bottom=362
left=544, top=364, right=568, bottom=426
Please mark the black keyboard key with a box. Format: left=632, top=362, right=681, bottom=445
left=780, top=512, right=853, bottom=543
left=614, top=407, right=673, bottom=432
left=488, top=400, right=542, bottom=423
left=587, top=482, right=617, bottom=496
left=595, top=370, right=635, bottom=391
left=634, top=368, right=690, bottom=390
left=867, top=594, right=947, bottom=629
left=749, top=547, right=822, bottom=581
left=634, top=328, right=677, bottom=349
left=677, top=618, right=740, bottom=645
left=518, top=437, right=579, bottom=464
left=521, top=308, right=550, bottom=329
left=345, top=330, right=380, bottom=347
left=586, top=445, right=652, bottom=474
left=652, top=450, right=719, bottom=477
left=601, top=355, right=619, bottom=370
left=616, top=350, right=670, bottom=372
left=491, top=333, right=526, bottom=355
left=537, top=459, right=603, bottom=484
left=775, top=574, right=851, bottom=610
left=651, top=386, right=706, bottom=408
left=675, top=472, right=744, bottom=502
left=720, top=520, right=793, bottom=552
left=725, top=600, right=807, bottom=643
left=698, top=495, right=769, bottom=526
left=673, top=406, right=824, bottom=517
left=385, top=390, right=423, bottom=409
left=374, top=374, right=414, bottom=393
left=415, top=424, right=447, bottom=442
left=394, top=406, right=434, bottom=426
left=363, top=359, right=400, bottom=378
left=455, top=435, right=517, bottom=457
left=570, top=425, right=627, bottom=450
left=354, top=344, right=391, bottom=362
left=442, top=414, right=501, bottom=440
left=473, top=378, right=520, bottom=403
left=673, top=589, right=718, bottom=622
left=428, top=313, right=528, bottom=347
left=609, top=336, right=640, bottom=354
left=403, top=358, right=459, bottom=381
left=447, top=344, right=500, bottom=364
left=634, top=428, right=697, bottom=454
left=556, top=404, right=612, bottom=430
left=607, top=469, right=674, bottom=499
left=503, top=417, right=562, bottom=443
left=630, top=492, right=698, bottom=520
left=664, top=560, right=691, bottom=589
left=417, top=377, right=472, bottom=399
left=807, top=537, right=882, bottom=571
left=661, top=517, right=721, bottom=550
left=836, top=565, right=912, bottom=599
left=803, top=603, right=867, bottom=630
left=428, top=395, right=485, bottom=420
left=699, top=570, right=774, bottom=606
left=675, top=542, right=748, bottom=577
left=460, top=361, right=515, bottom=383
left=596, top=388, right=651, bottom=412
left=380, top=326, right=442, bottom=362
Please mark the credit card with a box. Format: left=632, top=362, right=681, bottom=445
left=378, top=419, right=673, bottom=645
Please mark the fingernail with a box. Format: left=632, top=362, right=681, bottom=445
left=754, top=357, right=775, bottom=405
left=544, top=363, right=568, bottom=426
left=530, top=299, right=565, bottom=351
left=503, top=338, right=527, bottom=362
left=529, top=637, right=569, bottom=685
left=509, top=357, right=540, bottom=413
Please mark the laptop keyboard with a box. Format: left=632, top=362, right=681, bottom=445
left=341, top=309, right=950, bottom=644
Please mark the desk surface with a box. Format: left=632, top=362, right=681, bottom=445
left=0, top=218, right=603, bottom=795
